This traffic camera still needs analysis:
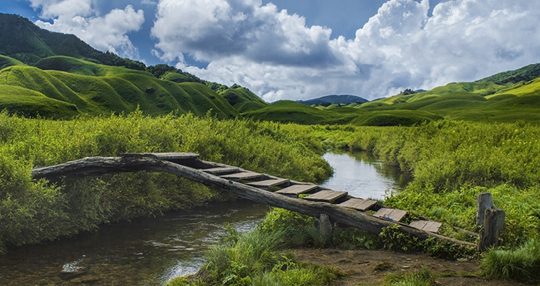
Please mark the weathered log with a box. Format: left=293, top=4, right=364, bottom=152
left=31, top=155, right=476, bottom=248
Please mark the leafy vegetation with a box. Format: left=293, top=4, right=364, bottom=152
left=0, top=111, right=332, bottom=252
left=167, top=225, right=344, bottom=286
left=480, top=238, right=540, bottom=283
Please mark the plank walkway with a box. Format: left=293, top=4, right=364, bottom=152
left=31, top=152, right=474, bottom=247
left=168, top=152, right=444, bottom=234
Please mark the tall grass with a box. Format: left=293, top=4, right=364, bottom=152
left=481, top=238, right=540, bottom=283
left=0, top=111, right=331, bottom=252
left=167, top=225, right=343, bottom=286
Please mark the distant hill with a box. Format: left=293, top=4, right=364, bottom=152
left=0, top=13, right=144, bottom=70
left=297, top=94, right=368, bottom=107
left=244, top=63, right=540, bottom=125
left=0, top=14, right=270, bottom=118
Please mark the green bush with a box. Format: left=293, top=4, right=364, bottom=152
left=481, top=238, right=540, bottom=283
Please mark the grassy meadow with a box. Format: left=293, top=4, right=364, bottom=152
left=0, top=110, right=333, bottom=253
left=1, top=110, right=540, bottom=284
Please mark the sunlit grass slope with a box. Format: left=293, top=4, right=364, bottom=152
left=0, top=59, right=239, bottom=118
left=242, top=100, right=439, bottom=126
left=355, top=63, right=540, bottom=124
left=35, top=56, right=148, bottom=77
left=0, top=85, right=78, bottom=118
left=242, top=100, right=360, bottom=125
left=221, top=86, right=268, bottom=112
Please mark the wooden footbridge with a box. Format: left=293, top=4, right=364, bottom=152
left=32, top=152, right=485, bottom=249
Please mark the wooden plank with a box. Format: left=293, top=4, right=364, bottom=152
left=410, top=220, right=442, bottom=233
left=276, top=184, right=318, bottom=197
left=339, top=198, right=378, bottom=211
left=423, top=221, right=443, bottom=233
left=220, top=171, right=263, bottom=181
left=409, top=220, right=428, bottom=230
left=202, top=167, right=240, bottom=175
left=373, top=208, right=407, bottom=222
left=304, top=190, right=348, bottom=203
left=247, top=178, right=289, bottom=188
left=150, top=152, right=199, bottom=160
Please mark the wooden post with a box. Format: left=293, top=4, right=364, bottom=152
left=478, top=208, right=505, bottom=252
left=319, top=213, right=333, bottom=239
left=476, top=192, right=495, bottom=227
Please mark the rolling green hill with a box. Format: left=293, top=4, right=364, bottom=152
left=221, top=86, right=269, bottom=112
left=0, top=61, right=239, bottom=118
left=2, top=13, right=540, bottom=125
left=0, top=13, right=144, bottom=70
left=242, top=100, right=441, bottom=126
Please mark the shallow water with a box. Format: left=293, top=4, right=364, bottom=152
left=0, top=201, right=269, bottom=285
left=321, top=152, right=411, bottom=200
left=0, top=152, right=407, bottom=285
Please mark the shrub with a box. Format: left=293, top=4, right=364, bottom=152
left=481, top=238, right=540, bottom=283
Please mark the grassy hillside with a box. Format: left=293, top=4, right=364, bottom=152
left=221, top=86, right=268, bottom=112
left=352, top=63, right=540, bottom=124
left=0, top=55, right=25, bottom=70
left=0, top=60, right=239, bottom=118
left=0, top=13, right=144, bottom=70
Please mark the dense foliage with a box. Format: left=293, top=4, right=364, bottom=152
left=0, top=111, right=331, bottom=252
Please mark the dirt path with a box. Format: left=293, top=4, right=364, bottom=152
left=290, top=248, right=521, bottom=286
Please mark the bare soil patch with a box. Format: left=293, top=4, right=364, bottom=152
left=290, top=248, right=522, bottom=286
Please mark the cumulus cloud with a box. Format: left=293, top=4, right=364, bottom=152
left=151, top=0, right=540, bottom=101
left=151, top=0, right=338, bottom=67
left=29, top=0, right=145, bottom=59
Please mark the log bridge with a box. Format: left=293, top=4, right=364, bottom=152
left=32, top=152, right=479, bottom=249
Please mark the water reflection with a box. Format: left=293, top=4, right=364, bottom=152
left=321, top=152, right=411, bottom=200
left=0, top=201, right=269, bottom=286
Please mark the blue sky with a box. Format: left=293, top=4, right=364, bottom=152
left=1, top=0, right=540, bottom=101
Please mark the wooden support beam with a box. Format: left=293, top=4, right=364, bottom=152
left=476, top=192, right=495, bottom=227
left=478, top=208, right=505, bottom=252
left=202, top=167, right=241, bottom=175
left=31, top=155, right=476, bottom=248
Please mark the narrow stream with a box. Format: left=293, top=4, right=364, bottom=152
left=321, top=152, right=411, bottom=200
left=0, top=152, right=408, bottom=285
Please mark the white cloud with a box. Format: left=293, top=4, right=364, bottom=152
left=152, top=0, right=338, bottom=67
left=30, top=0, right=145, bottom=59
left=151, top=0, right=540, bottom=101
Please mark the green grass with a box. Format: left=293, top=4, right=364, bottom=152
left=0, top=111, right=332, bottom=252
left=0, top=55, right=25, bottom=70
left=481, top=238, right=540, bottom=283
left=35, top=56, right=149, bottom=77
left=0, top=63, right=239, bottom=118
left=221, top=87, right=268, bottom=113
left=167, top=224, right=343, bottom=286
left=243, top=101, right=366, bottom=125
left=0, top=85, right=78, bottom=118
